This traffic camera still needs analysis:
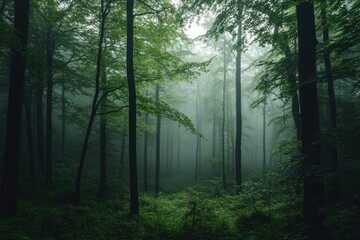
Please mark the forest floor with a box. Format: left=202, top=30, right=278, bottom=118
left=0, top=162, right=359, bottom=240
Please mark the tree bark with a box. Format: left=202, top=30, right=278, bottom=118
left=296, top=2, right=324, bottom=239
left=61, top=80, right=65, bottom=160
left=235, top=1, right=243, bottom=192
left=221, top=35, right=227, bottom=189
left=45, top=40, right=54, bottom=183
left=144, top=111, right=149, bottom=192
left=155, top=84, right=161, bottom=196
left=0, top=0, right=30, bottom=217
left=262, top=100, right=266, bottom=174
left=36, top=81, right=45, bottom=173
left=126, top=0, right=139, bottom=215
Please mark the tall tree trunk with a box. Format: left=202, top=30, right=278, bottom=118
left=296, top=2, right=324, bottom=239
left=166, top=119, right=170, bottom=176
left=155, top=84, right=161, bottom=196
left=169, top=122, right=173, bottom=174
left=177, top=126, right=180, bottom=173
left=221, top=36, right=227, bottom=189
left=0, top=0, right=30, bottom=217
left=144, top=112, right=149, bottom=192
left=262, top=100, right=266, bottom=174
left=212, top=77, right=217, bottom=176
left=197, top=82, right=202, bottom=175
left=36, top=80, right=45, bottom=173
left=45, top=40, right=54, bottom=183
left=73, top=0, right=109, bottom=203
left=321, top=0, right=339, bottom=198
left=126, top=0, right=139, bottom=215
left=24, top=90, right=35, bottom=178
left=99, top=63, right=107, bottom=197
left=195, top=81, right=200, bottom=181
left=235, top=2, right=243, bottom=192
left=61, top=80, right=65, bottom=160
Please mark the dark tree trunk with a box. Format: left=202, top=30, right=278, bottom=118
left=73, top=0, right=109, bottom=203
left=155, top=84, right=161, bottom=196
left=0, top=0, right=30, bottom=217
left=197, top=82, right=201, bottom=175
left=235, top=2, right=243, bottom=192
left=144, top=112, right=149, bottom=192
left=126, top=0, right=139, bottom=214
left=45, top=40, right=54, bottom=183
left=296, top=2, right=324, bottom=239
left=169, top=122, right=173, bottom=174
left=177, top=126, right=180, bottom=172
left=212, top=77, right=216, bottom=175
left=195, top=81, right=200, bottom=181
left=262, top=100, right=266, bottom=174
left=166, top=119, right=170, bottom=176
left=99, top=64, right=107, bottom=197
left=24, top=91, right=35, bottom=178
left=221, top=36, right=227, bottom=189
left=321, top=0, right=339, bottom=198
left=36, top=83, right=45, bottom=173
left=61, top=80, right=65, bottom=160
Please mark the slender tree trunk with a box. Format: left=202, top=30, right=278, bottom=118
left=229, top=105, right=235, bottom=174
left=155, top=84, right=161, bottom=195
left=61, top=80, right=65, bottom=160
left=45, top=40, right=54, bottom=183
left=36, top=79, right=45, bottom=173
left=195, top=81, right=200, bottom=181
left=144, top=112, right=149, bottom=192
left=0, top=0, right=30, bottom=217
left=169, top=122, right=173, bottom=175
left=126, top=0, right=139, bottom=215
left=296, top=2, right=324, bottom=239
left=321, top=0, right=339, bottom=198
left=99, top=63, right=107, bottom=197
left=262, top=100, right=266, bottom=174
left=235, top=2, right=243, bottom=192
left=177, top=126, right=180, bottom=173
left=73, top=0, right=109, bottom=203
left=221, top=36, right=227, bottom=189
left=24, top=91, right=35, bottom=178
left=212, top=77, right=217, bottom=176
left=166, top=119, right=170, bottom=176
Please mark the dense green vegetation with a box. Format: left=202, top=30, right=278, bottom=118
left=1, top=0, right=360, bottom=239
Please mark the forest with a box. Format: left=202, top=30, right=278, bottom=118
left=0, top=0, right=359, bottom=239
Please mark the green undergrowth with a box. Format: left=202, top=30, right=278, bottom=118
left=1, top=162, right=358, bottom=239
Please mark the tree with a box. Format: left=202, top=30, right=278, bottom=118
left=296, top=2, right=324, bottom=239
left=126, top=0, right=139, bottom=215
left=155, top=84, right=161, bottom=196
left=73, top=0, right=111, bottom=203
left=235, top=1, right=243, bottom=192
left=0, top=0, right=31, bottom=217
left=221, top=35, right=227, bottom=189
